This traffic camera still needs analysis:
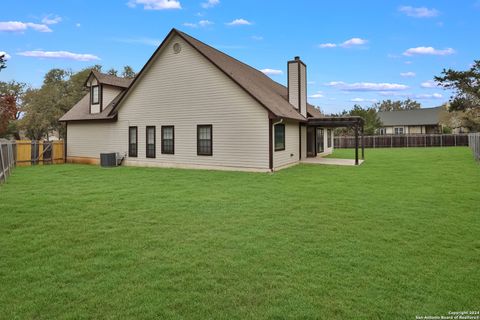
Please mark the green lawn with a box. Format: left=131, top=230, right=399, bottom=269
left=1, top=148, right=479, bottom=319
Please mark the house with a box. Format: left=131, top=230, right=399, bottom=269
left=60, top=29, right=362, bottom=172
left=377, top=107, right=443, bottom=135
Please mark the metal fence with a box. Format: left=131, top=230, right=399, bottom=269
left=0, top=139, right=16, bottom=184
left=468, top=133, right=480, bottom=161
left=334, top=134, right=469, bottom=149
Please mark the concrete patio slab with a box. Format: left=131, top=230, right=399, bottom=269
left=301, top=157, right=364, bottom=166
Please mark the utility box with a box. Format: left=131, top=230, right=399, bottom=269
left=100, top=153, right=117, bottom=167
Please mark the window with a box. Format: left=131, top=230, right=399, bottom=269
left=327, top=129, right=332, bottom=148
left=161, top=126, right=174, bottom=154
left=379, top=128, right=386, bottom=135
left=394, top=127, right=404, bottom=135
left=91, top=85, right=99, bottom=104
left=274, top=123, right=285, bottom=151
left=128, top=126, right=137, bottom=157
left=197, top=125, right=212, bottom=156
left=146, top=126, right=156, bottom=158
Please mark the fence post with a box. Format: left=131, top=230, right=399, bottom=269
left=406, top=135, right=409, bottom=148
left=391, top=135, right=393, bottom=148
left=440, top=134, right=443, bottom=147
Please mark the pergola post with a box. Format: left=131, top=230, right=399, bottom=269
left=361, top=122, right=365, bottom=160
left=354, top=124, right=359, bottom=165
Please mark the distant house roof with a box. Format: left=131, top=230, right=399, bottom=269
left=378, top=107, right=443, bottom=126
left=61, top=29, right=323, bottom=122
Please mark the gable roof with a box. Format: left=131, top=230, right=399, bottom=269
left=378, top=107, right=442, bottom=126
left=88, top=70, right=133, bottom=88
left=62, top=29, right=319, bottom=122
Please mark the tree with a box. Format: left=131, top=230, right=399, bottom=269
left=107, top=68, right=118, bottom=76
left=374, top=99, right=421, bottom=111
left=0, top=80, right=28, bottom=138
left=335, top=104, right=382, bottom=135
left=122, top=65, right=136, bottom=79
left=0, top=54, right=6, bottom=72
left=20, top=67, right=94, bottom=140
left=435, top=60, right=480, bottom=112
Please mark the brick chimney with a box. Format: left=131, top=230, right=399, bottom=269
left=288, top=56, right=307, bottom=117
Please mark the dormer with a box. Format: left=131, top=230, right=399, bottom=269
left=85, top=70, right=133, bottom=114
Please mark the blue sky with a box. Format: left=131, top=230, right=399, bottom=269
left=1, top=0, right=479, bottom=114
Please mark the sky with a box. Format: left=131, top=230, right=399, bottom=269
left=1, top=0, right=479, bottom=114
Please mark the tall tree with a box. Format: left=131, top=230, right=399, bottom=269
left=0, top=80, right=28, bottom=138
left=435, top=60, right=480, bottom=112
left=122, top=65, right=136, bottom=79
left=335, top=104, right=382, bottom=135
left=107, top=68, right=118, bottom=76
left=374, top=99, right=421, bottom=111
left=0, top=54, right=6, bottom=72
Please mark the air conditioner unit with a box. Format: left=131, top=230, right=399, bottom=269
left=100, top=152, right=124, bottom=167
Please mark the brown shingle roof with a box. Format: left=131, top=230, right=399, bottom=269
left=90, top=70, right=133, bottom=88
left=62, top=29, right=318, bottom=122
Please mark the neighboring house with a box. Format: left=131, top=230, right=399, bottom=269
left=377, top=107, right=443, bottom=135
left=60, top=29, right=338, bottom=172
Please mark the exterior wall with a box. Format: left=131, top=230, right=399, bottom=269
left=300, top=125, right=307, bottom=159
left=67, top=121, right=128, bottom=160
left=299, top=63, right=307, bottom=117
left=102, top=85, right=123, bottom=108
left=272, top=120, right=299, bottom=169
left=96, top=34, right=271, bottom=171
left=381, top=125, right=428, bottom=134
left=407, top=126, right=424, bottom=134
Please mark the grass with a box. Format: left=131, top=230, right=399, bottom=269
left=0, top=147, right=479, bottom=319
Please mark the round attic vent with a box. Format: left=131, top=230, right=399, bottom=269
left=173, top=43, right=181, bottom=54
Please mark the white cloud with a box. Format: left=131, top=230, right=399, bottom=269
left=127, top=0, right=181, bottom=10
left=403, top=46, right=455, bottom=56
left=379, top=91, right=443, bottom=100
left=17, top=50, right=100, bottom=61
left=404, top=61, right=413, bottom=65
left=76, top=23, right=81, bottom=28
left=0, top=51, right=11, bottom=60
left=183, top=20, right=213, bottom=28
left=318, top=43, right=337, bottom=48
left=226, top=18, right=252, bottom=26
left=400, top=71, right=416, bottom=77
left=350, top=98, right=378, bottom=103
left=318, top=38, right=368, bottom=49
left=326, top=81, right=408, bottom=91
left=399, top=6, right=439, bottom=18
left=415, top=93, right=443, bottom=99
left=340, top=38, right=368, bottom=48
left=42, top=15, right=62, bottom=25
left=199, top=19, right=213, bottom=27
left=309, top=91, right=324, bottom=99
left=0, top=21, right=52, bottom=32
left=261, top=68, right=283, bottom=75
left=420, top=80, right=440, bottom=88
left=201, top=0, right=219, bottom=8
left=251, top=35, right=263, bottom=41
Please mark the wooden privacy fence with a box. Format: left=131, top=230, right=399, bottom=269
left=0, top=139, right=16, bottom=184
left=334, top=134, right=469, bottom=149
left=15, top=140, right=64, bottom=166
left=468, top=133, right=480, bottom=161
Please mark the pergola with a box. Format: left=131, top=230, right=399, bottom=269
left=307, top=116, right=365, bottom=165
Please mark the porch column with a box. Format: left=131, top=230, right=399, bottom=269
left=361, top=122, right=365, bottom=160
left=354, top=124, right=359, bottom=165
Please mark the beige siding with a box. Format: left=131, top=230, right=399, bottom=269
left=299, top=63, right=307, bottom=117
left=67, top=121, right=128, bottom=159
left=112, top=35, right=270, bottom=170
left=288, top=62, right=299, bottom=110
left=273, top=120, right=299, bottom=169
left=102, top=85, right=123, bottom=108
left=300, top=125, right=307, bottom=159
